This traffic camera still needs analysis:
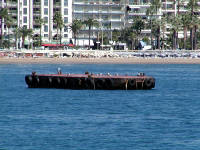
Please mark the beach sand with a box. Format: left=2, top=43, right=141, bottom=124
left=0, top=57, right=200, bottom=64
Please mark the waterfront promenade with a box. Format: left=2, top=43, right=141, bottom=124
left=0, top=49, right=200, bottom=64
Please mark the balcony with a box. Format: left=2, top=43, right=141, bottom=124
left=7, top=2, right=17, bottom=7
left=33, top=11, right=41, bottom=16
left=33, top=2, right=41, bottom=6
left=162, top=9, right=176, bottom=13
left=74, top=10, right=124, bottom=15
left=54, top=2, right=61, bottom=7
left=110, top=19, right=123, bottom=22
left=129, top=2, right=151, bottom=6
left=128, top=4, right=150, bottom=9
left=73, top=2, right=123, bottom=7
left=9, top=10, right=17, bottom=15
left=128, top=11, right=162, bottom=16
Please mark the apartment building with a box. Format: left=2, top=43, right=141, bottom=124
left=72, top=0, right=200, bottom=46
left=72, top=0, right=128, bottom=45
left=127, top=0, right=200, bottom=38
left=0, top=0, right=199, bottom=48
left=72, top=0, right=183, bottom=45
left=0, top=0, right=72, bottom=47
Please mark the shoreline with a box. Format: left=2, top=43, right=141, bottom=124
left=0, top=57, right=200, bottom=64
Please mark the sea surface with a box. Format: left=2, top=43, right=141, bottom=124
left=0, top=64, right=200, bottom=150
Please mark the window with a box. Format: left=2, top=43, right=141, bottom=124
left=23, top=8, right=27, bottom=14
left=44, top=0, right=48, bottom=6
left=64, top=26, right=68, bottom=32
left=64, top=0, right=68, bottom=6
left=64, top=34, right=68, bottom=38
left=44, top=8, right=48, bottom=15
left=44, top=25, right=48, bottom=32
left=64, top=17, right=68, bottom=23
left=44, top=17, right=48, bottom=23
left=23, top=16, right=27, bottom=23
left=64, top=8, right=68, bottom=15
left=44, top=34, right=48, bottom=37
left=23, top=0, right=27, bottom=6
left=33, top=25, right=40, bottom=29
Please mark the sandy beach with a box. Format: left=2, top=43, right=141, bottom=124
left=0, top=57, right=200, bottom=64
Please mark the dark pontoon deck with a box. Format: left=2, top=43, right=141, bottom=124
left=25, top=72, right=155, bottom=90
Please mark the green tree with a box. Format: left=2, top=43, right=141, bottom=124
left=151, top=19, right=160, bottom=49
left=169, top=15, right=182, bottom=50
left=36, top=17, right=45, bottom=46
left=112, top=29, right=120, bottom=42
left=128, top=30, right=137, bottom=50
left=149, top=0, right=162, bottom=49
left=187, top=0, right=199, bottom=50
left=19, top=26, right=33, bottom=48
left=12, top=27, right=22, bottom=49
left=131, top=16, right=145, bottom=49
left=99, top=32, right=109, bottom=46
left=0, top=8, right=9, bottom=47
left=53, top=12, right=64, bottom=46
left=146, top=7, right=154, bottom=49
left=5, top=15, right=14, bottom=48
left=189, top=15, right=200, bottom=50
left=180, top=12, right=191, bottom=50
left=83, top=18, right=99, bottom=49
left=151, top=0, right=162, bottom=13
left=104, top=22, right=112, bottom=42
left=160, top=15, right=167, bottom=50
left=69, top=19, right=83, bottom=45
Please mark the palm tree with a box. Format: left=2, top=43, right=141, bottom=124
left=131, top=16, right=145, bottom=49
left=146, top=7, right=154, bottom=49
left=149, top=0, right=162, bottom=49
left=128, top=30, right=137, bottom=50
left=83, top=18, right=99, bottom=49
left=19, top=26, right=33, bottom=48
left=190, top=15, right=200, bottom=50
left=53, top=12, right=64, bottom=45
left=36, top=17, right=45, bottom=46
left=0, top=8, right=9, bottom=47
left=169, top=15, right=182, bottom=50
left=180, top=12, right=191, bottom=50
left=160, top=15, right=167, bottom=50
left=151, top=0, right=162, bottom=13
left=69, top=19, right=83, bottom=45
left=5, top=15, right=15, bottom=48
left=105, top=22, right=112, bottom=42
left=151, top=19, right=161, bottom=49
left=12, top=27, right=22, bottom=49
left=187, top=0, right=199, bottom=50
left=112, top=29, right=120, bottom=42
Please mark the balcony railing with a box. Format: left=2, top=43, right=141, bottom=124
left=9, top=10, right=17, bottom=15
left=7, top=2, right=18, bottom=7
left=73, top=10, right=124, bottom=15
left=129, top=2, right=151, bottom=5
left=73, top=1, right=124, bottom=6
left=54, top=2, right=61, bottom=6
left=33, top=2, right=41, bottom=6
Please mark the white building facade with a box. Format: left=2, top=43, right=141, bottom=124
left=72, top=0, right=128, bottom=46
left=127, top=0, right=200, bottom=37
left=0, top=0, right=73, bottom=47
left=0, top=0, right=199, bottom=48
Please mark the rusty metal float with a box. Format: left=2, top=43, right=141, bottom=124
left=25, top=71, right=155, bottom=90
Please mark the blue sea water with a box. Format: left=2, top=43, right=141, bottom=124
left=0, top=64, right=200, bottom=150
